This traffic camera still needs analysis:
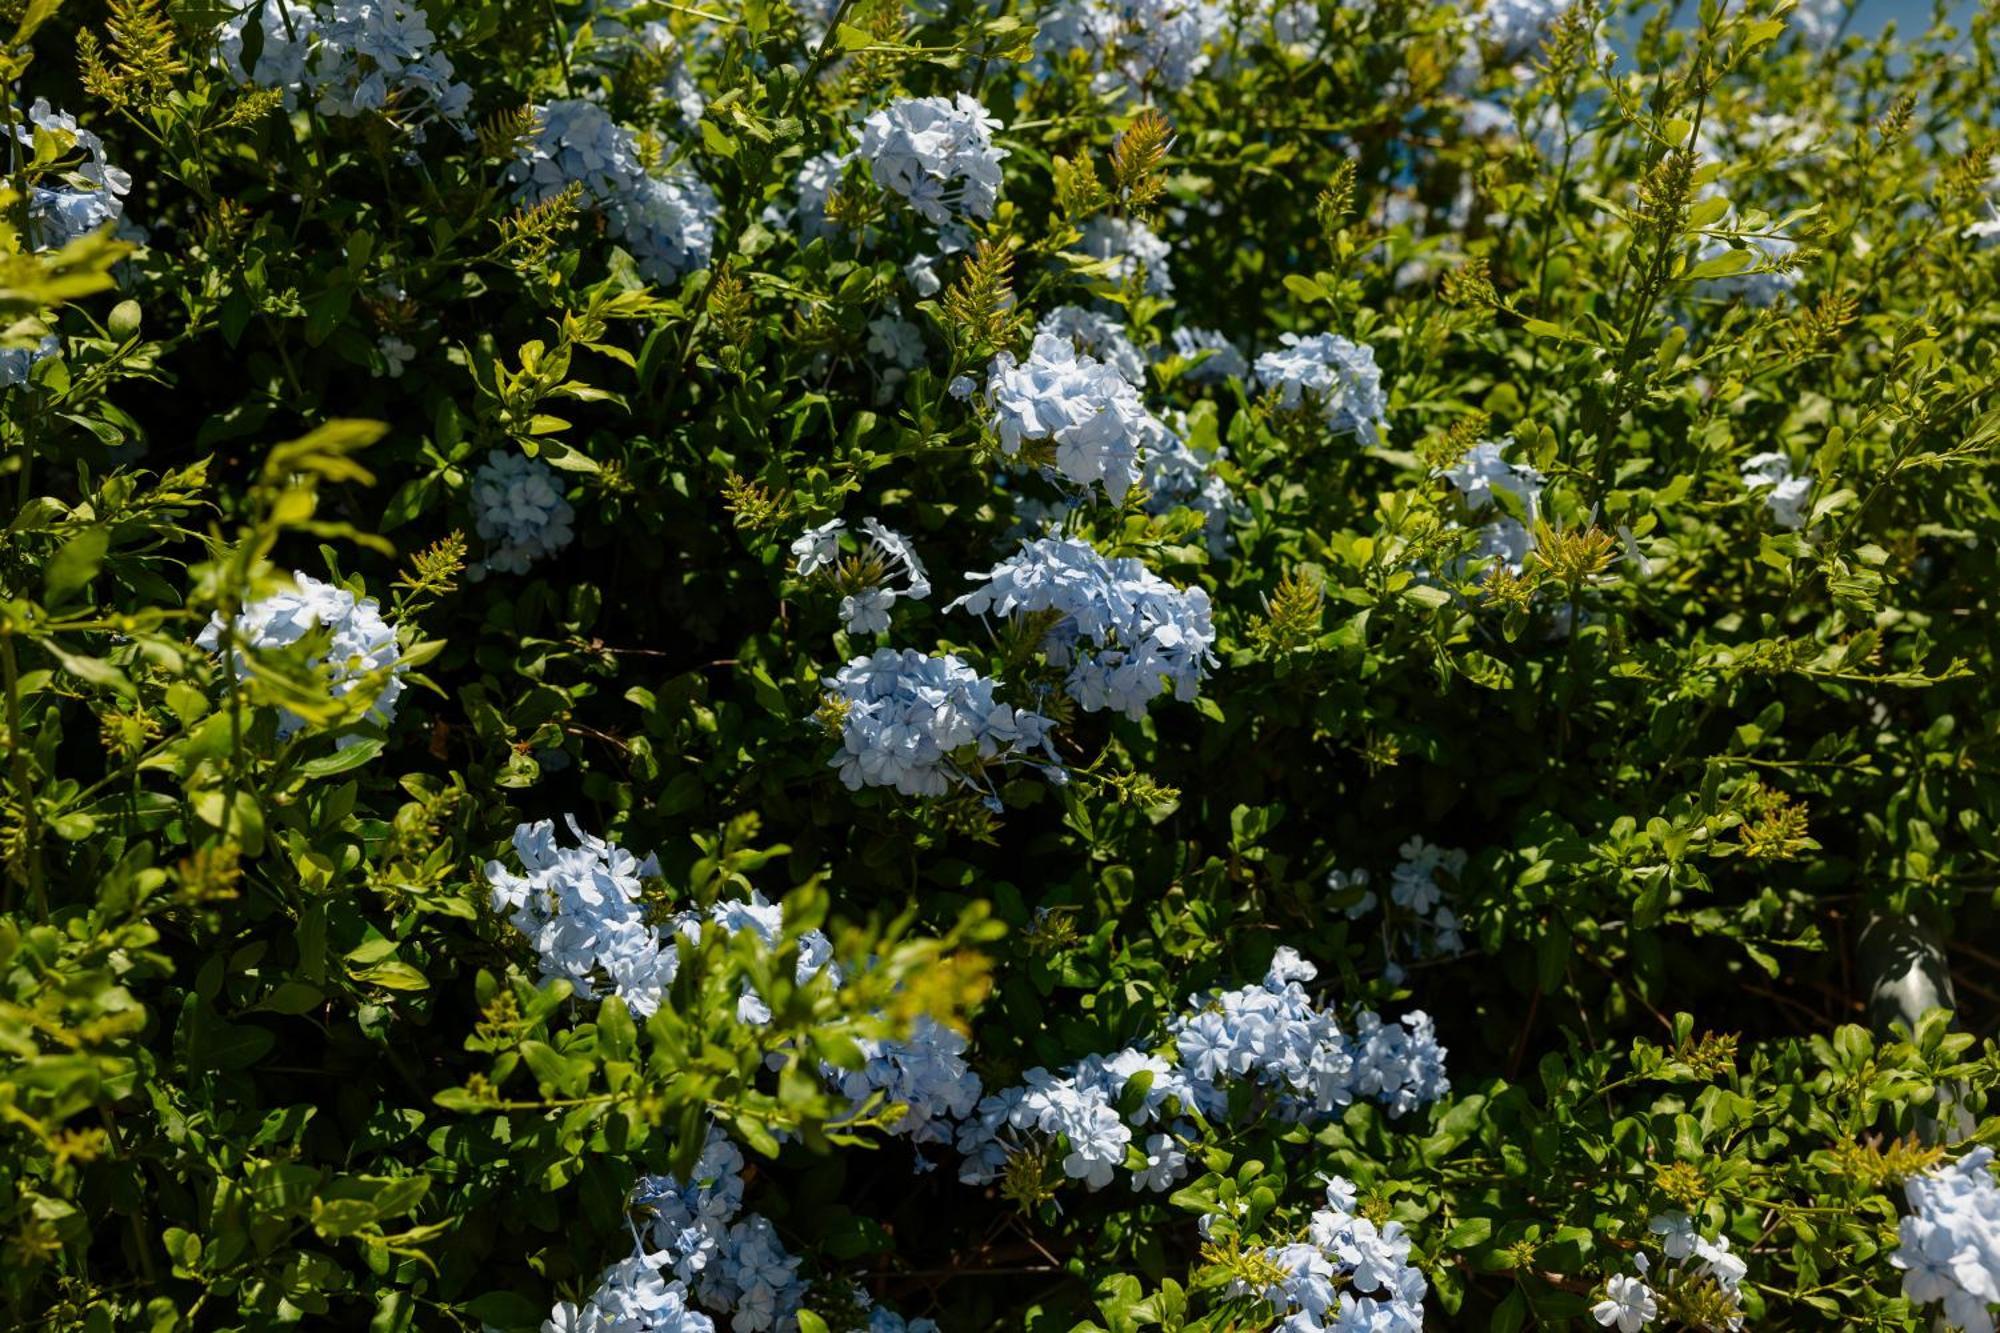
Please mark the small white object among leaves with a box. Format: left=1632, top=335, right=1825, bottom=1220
left=1740, top=451, right=1812, bottom=530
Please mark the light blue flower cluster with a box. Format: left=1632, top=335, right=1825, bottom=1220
left=485, top=816, right=674, bottom=1016
left=1035, top=0, right=1226, bottom=93
left=828, top=1016, right=984, bottom=1156
left=1171, top=948, right=1449, bottom=1120
left=957, top=949, right=1447, bottom=1196
left=547, top=1249, right=713, bottom=1333
left=1254, top=332, right=1388, bottom=445
left=984, top=332, right=1159, bottom=499
left=1694, top=232, right=1802, bottom=307
left=1037, top=305, right=1147, bottom=386
left=13, top=100, right=132, bottom=250
left=1474, top=0, right=1575, bottom=61
left=856, top=95, right=1007, bottom=226
left=1166, top=326, right=1249, bottom=384
left=790, top=517, right=933, bottom=636
left=1077, top=214, right=1174, bottom=297
left=579, top=1126, right=807, bottom=1332
left=196, top=573, right=405, bottom=746
left=951, top=536, right=1217, bottom=720
left=1740, top=452, right=1811, bottom=531
left=0, top=335, right=60, bottom=390
left=511, top=100, right=718, bottom=285
left=1891, top=1149, right=2000, bottom=1333
left=1329, top=838, right=1468, bottom=983
left=218, top=0, right=473, bottom=135
left=1140, top=413, right=1243, bottom=556
left=564, top=1124, right=945, bottom=1333
left=789, top=149, right=849, bottom=240
left=486, top=821, right=838, bottom=1024
left=472, top=449, right=576, bottom=576
left=1440, top=438, right=1545, bottom=575
left=824, top=649, right=1060, bottom=798
left=1215, top=1177, right=1428, bottom=1333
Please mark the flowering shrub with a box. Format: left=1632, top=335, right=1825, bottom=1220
left=5, top=0, right=2000, bottom=1331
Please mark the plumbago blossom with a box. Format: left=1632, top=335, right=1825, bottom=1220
left=486, top=820, right=838, bottom=1024
left=1037, top=305, right=1147, bottom=386
left=471, top=449, right=575, bottom=575
left=0, top=334, right=60, bottom=390
left=1335, top=839, right=1469, bottom=983
left=789, top=517, right=932, bottom=635
left=1077, top=214, right=1174, bottom=297
left=952, top=535, right=1217, bottom=720
left=1891, top=1149, right=2000, bottom=1333
left=1582, top=1211, right=1748, bottom=1332
left=826, top=1017, right=983, bottom=1156
left=1473, top=0, right=1575, bottom=61
left=567, top=1125, right=944, bottom=1333
left=984, top=332, right=1160, bottom=498
left=1166, top=326, right=1249, bottom=384
left=511, top=100, right=719, bottom=285
left=957, top=949, right=1447, bottom=1196
left=824, top=649, right=1060, bottom=799
left=856, top=95, right=1007, bottom=226
left=1741, top=452, right=1812, bottom=531
left=1440, top=438, right=1546, bottom=575
left=1255, top=332, right=1388, bottom=444
left=1141, top=414, right=1242, bottom=555
left=217, top=0, right=473, bottom=134
left=195, top=573, right=404, bottom=745
left=1035, top=0, right=1226, bottom=93
left=1693, top=233, right=1802, bottom=307
left=1219, top=1176, right=1429, bottom=1333
left=15, top=101, right=132, bottom=250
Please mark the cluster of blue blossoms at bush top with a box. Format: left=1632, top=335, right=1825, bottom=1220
left=510, top=99, right=719, bottom=285
left=823, top=649, right=1061, bottom=800
left=485, top=818, right=842, bottom=1025
left=196, top=573, right=405, bottom=746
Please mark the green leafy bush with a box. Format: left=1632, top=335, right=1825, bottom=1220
left=4, top=0, right=2000, bottom=1329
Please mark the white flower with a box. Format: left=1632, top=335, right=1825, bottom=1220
left=1591, top=1275, right=1657, bottom=1332
left=12, top=101, right=132, bottom=250
left=791, top=518, right=846, bottom=576
left=1740, top=452, right=1813, bottom=531
left=376, top=335, right=416, bottom=379
left=1440, top=438, right=1546, bottom=575
left=1035, top=0, right=1227, bottom=92
left=1077, top=214, right=1174, bottom=297
left=1037, top=305, right=1146, bottom=385
left=218, top=0, right=471, bottom=136
left=825, top=649, right=1058, bottom=798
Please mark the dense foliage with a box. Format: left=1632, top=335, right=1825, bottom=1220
left=5, top=0, right=2000, bottom=1329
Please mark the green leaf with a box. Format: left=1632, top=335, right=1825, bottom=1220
left=42, top=527, right=107, bottom=606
